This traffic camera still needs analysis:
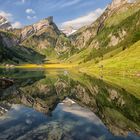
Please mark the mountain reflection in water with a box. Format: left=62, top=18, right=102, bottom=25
left=0, top=68, right=140, bottom=140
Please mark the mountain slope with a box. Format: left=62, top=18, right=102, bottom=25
left=69, top=0, right=133, bottom=50
left=0, top=16, right=12, bottom=30
left=66, top=0, right=140, bottom=66
left=0, top=16, right=72, bottom=65
left=84, top=40, right=140, bottom=75
left=14, top=17, right=71, bottom=61
left=0, top=30, right=45, bottom=65
left=0, top=0, right=140, bottom=70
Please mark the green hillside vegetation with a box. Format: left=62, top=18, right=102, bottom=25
left=105, top=4, right=140, bottom=27
left=82, top=40, right=140, bottom=76
left=67, top=7, right=140, bottom=65
left=64, top=3, right=140, bottom=76
left=102, top=75, right=140, bottom=99
left=0, top=44, right=45, bottom=65
left=0, top=31, right=44, bottom=65
left=0, top=1, right=140, bottom=76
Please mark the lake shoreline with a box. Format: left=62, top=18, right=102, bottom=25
left=0, top=63, right=140, bottom=77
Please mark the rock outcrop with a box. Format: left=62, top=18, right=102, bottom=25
left=0, top=31, right=19, bottom=48
left=0, top=16, right=12, bottom=30
left=16, top=16, right=71, bottom=56
left=19, top=16, right=60, bottom=42
left=69, top=0, right=129, bottom=50
left=108, top=0, right=128, bottom=10
left=0, top=103, right=11, bottom=116
left=0, top=15, right=71, bottom=63
left=0, top=78, right=14, bottom=89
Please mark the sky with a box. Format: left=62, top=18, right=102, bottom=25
left=0, top=0, right=112, bottom=29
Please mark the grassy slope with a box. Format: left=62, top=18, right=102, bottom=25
left=65, top=47, right=93, bottom=64
left=81, top=40, right=140, bottom=75
left=65, top=4, right=140, bottom=75
left=77, top=70, right=140, bottom=99
left=103, top=75, right=140, bottom=99
left=66, top=4, right=140, bottom=65
left=105, top=4, right=140, bottom=27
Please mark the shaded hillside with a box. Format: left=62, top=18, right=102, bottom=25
left=0, top=31, right=45, bottom=64
left=0, top=16, right=73, bottom=65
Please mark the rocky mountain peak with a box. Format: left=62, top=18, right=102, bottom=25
left=0, top=15, right=12, bottom=30
left=108, top=0, right=128, bottom=10
left=61, top=26, right=77, bottom=36
left=33, top=16, right=54, bottom=31
left=20, top=16, right=60, bottom=41
left=43, top=16, right=53, bottom=24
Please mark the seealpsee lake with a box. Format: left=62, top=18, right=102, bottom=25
left=0, top=68, right=140, bottom=140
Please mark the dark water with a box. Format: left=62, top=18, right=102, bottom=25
left=0, top=68, right=140, bottom=140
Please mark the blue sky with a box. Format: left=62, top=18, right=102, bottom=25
left=0, top=0, right=112, bottom=29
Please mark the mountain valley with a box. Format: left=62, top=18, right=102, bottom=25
left=0, top=0, right=140, bottom=75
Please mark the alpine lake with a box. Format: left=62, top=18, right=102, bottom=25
left=0, top=68, right=140, bottom=140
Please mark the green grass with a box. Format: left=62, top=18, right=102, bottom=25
left=42, top=47, right=58, bottom=60
left=105, top=4, right=140, bottom=27
left=66, top=7, right=140, bottom=77
left=65, top=47, right=93, bottom=64
left=103, top=75, right=140, bottom=99
left=66, top=9, right=140, bottom=65
left=83, top=40, right=140, bottom=75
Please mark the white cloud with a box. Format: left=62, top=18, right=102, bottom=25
left=48, top=0, right=82, bottom=10
left=27, top=15, right=37, bottom=20
left=0, top=11, right=13, bottom=21
left=15, top=0, right=27, bottom=5
left=25, top=8, right=36, bottom=14
left=21, top=0, right=27, bottom=4
left=26, top=8, right=37, bottom=20
left=21, top=0, right=25, bottom=3
left=12, top=21, right=22, bottom=28
left=61, top=8, right=105, bottom=29
left=0, top=10, right=22, bottom=28
left=60, top=0, right=81, bottom=8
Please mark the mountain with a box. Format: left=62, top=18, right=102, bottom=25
left=61, top=26, right=77, bottom=36
left=13, top=16, right=71, bottom=61
left=0, top=16, right=42, bottom=65
left=0, top=16, right=71, bottom=65
left=65, top=0, right=140, bottom=75
left=81, top=40, right=140, bottom=76
left=0, top=16, right=12, bottom=30
left=69, top=0, right=130, bottom=50
left=0, top=30, right=45, bottom=65
left=0, top=0, right=140, bottom=74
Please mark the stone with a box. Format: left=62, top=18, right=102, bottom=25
left=20, top=16, right=57, bottom=41
left=109, top=35, right=120, bottom=47
left=108, top=0, right=128, bottom=10
left=0, top=16, right=12, bottom=30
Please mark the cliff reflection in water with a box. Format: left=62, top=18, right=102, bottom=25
left=0, top=68, right=140, bottom=140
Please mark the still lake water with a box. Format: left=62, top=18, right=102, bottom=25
left=0, top=68, right=140, bottom=140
